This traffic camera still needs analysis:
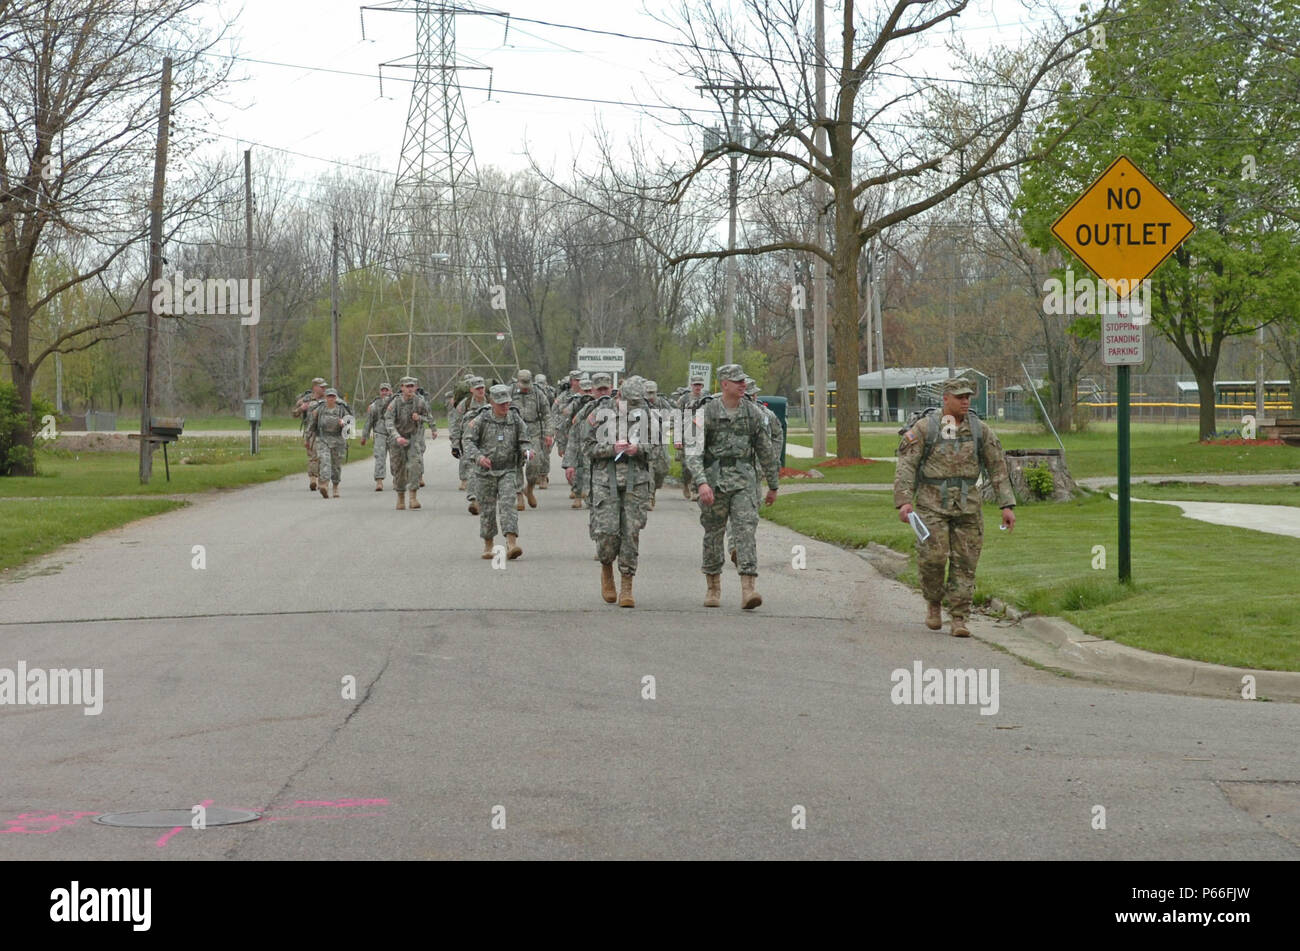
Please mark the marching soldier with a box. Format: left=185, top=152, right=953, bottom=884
left=464, top=384, right=531, bottom=560
left=292, top=377, right=327, bottom=491
left=562, top=372, right=606, bottom=510
left=413, top=386, right=438, bottom=487
left=308, top=388, right=349, bottom=499
left=533, top=372, right=555, bottom=486
left=552, top=371, right=584, bottom=498
left=643, top=379, right=671, bottom=510
left=584, top=375, right=655, bottom=607
left=685, top=364, right=779, bottom=610
left=383, top=376, right=431, bottom=510
left=360, top=382, right=393, bottom=491
left=511, top=369, right=553, bottom=508
left=452, top=377, right=490, bottom=509
left=728, top=377, right=782, bottom=565
left=893, top=377, right=1016, bottom=637
left=676, top=372, right=708, bottom=500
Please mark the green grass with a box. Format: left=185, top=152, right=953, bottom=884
left=0, top=438, right=311, bottom=497
left=763, top=489, right=1300, bottom=671
left=0, top=497, right=186, bottom=575
left=1104, top=481, right=1300, bottom=507
left=788, top=422, right=1300, bottom=480
left=779, top=455, right=896, bottom=484
left=110, top=414, right=300, bottom=431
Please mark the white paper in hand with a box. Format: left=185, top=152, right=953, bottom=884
left=908, top=510, right=930, bottom=543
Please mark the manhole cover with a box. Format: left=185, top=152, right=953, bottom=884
left=93, top=808, right=260, bottom=828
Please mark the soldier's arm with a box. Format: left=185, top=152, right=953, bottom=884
left=516, top=416, right=531, bottom=457
left=751, top=408, right=780, bottom=491
left=463, top=417, right=484, bottom=460
left=981, top=422, right=1017, bottom=508
left=307, top=407, right=320, bottom=439
left=540, top=395, right=554, bottom=438
left=361, top=403, right=375, bottom=440
left=683, top=405, right=707, bottom=486
left=893, top=421, right=926, bottom=508
left=383, top=401, right=399, bottom=438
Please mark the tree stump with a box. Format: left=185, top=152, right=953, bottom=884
left=983, top=448, right=1081, bottom=503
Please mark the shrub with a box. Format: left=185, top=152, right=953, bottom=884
left=1024, top=461, right=1055, bottom=500
left=0, top=381, right=58, bottom=476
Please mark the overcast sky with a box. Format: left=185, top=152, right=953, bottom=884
left=193, top=0, right=1063, bottom=201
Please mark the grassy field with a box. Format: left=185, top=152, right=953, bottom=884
left=786, top=422, right=1300, bottom=479
left=0, top=497, right=187, bottom=576
left=762, top=489, right=1300, bottom=671
left=1113, top=481, right=1300, bottom=507
left=110, top=414, right=300, bottom=431
left=3, top=438, right=311, bottom=497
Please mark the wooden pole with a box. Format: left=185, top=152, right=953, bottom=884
left=139, top=57, right=171, bottom=484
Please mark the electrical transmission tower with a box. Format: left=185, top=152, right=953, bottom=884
left=354, top=1, right=518, bottom=407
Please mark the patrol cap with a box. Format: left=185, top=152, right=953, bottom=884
left=516, top=368, right=532, bottom=383
left=469, top=376, right=486, bottom=389
left=489, top=384, right=512, bottom=404
left=579, top=374, right=592, bottom=389
left=324, top=387, right=338, bottom=397
left=399, top=376, right=418, bottom=386
left=569, top=370, right=581, bottom=380
left=744, top=377, right=759, bottom=396
left=943, top=377, right=977, bottom=397
left=379, top=382, right=392, bottom=391
left=311, top=377, right=327, bottom=386
left=620, top=375, right=646, bottom=401
left=717, top=364, right=746, bottom=382
left=645, top=380, right=658, bottom=396
left=689, top=373, right=706, bottom=384
left=591, top=371, right=613, bottom=388
left=535, top=373, right=547, bottom=385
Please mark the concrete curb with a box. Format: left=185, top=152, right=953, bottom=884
left=848, top=548, right=1300, bottom=704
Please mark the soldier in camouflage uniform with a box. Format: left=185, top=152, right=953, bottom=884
left=384, top=376, right=431, bottom=511
left=728, top=377, right=782, bottom=564
left=675, top=373, right=708, bottom=500
left=292, top=377, right=327, bottom=490
left=894, top=376, right=1016, bottom=636
left=308, top=388, right=349, bottom=498
left=532, top=372, right=555, bottom=487
left=510, top=369, right=553, bottom=508
left=552, top=371, right=584, bottom=497
left=643, top=380, right=671, bottom=511
left=464, top=384, right=531, bottom=560
left=360, top=382, right=393, bottom=491
left=413, top=387, right=438, bottom=487
left=562, top=373, right=605, bottom=510
left=451, top=377, right=489, bottom=509
left=584, top=375, right=655, bottom=607
left=686, top=364, right=780, bottom=610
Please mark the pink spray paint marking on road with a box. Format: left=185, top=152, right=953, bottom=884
left=0, top=811, right=100, bottom=835
left=154, top=798, right=213, bottom=849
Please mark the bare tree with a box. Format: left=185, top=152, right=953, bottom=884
left=0, top=0, right=233, bottom=472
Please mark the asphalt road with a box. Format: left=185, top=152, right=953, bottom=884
left=1, top=446, right=1297, bottom=859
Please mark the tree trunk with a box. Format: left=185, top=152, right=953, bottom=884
left=7, top=292, right=37, bottom=476
left=1194, top=363, right=1217, bottom=440
left=832, top=237, right=862, bottom=459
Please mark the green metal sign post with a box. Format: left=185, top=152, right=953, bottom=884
left=1117, top=365, right=1131, bottom=582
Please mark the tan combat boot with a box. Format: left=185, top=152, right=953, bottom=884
left=570, top=494, right=583, bottom=509
left=951, top=616, right=970, bottom=638
left=481, top=537, right=495, bottom=560
left=409, top=488, right=421, bottom=509
left=375, top=479, right=383, bottom=492
left=682, top=482, right=692, bottom=500
left=926, top=602, right=943, bottom=630
left=740, top=575, right=762, bottom=610
left=396, top=489, right=405, bottom=510
left=332, top=483, right=340, bottom=499
left=419, top=478, right=425, bottom=487
left=524, top=482, right=537, bottom=508
left=618, top=573, right=635, bottom=608
left=648, top=492, right=655, bottom=511
left=538, top=476, right=548, bottom=489
left=730, top=548, right=737, bottom=566
left=600, top=563, right=617, bottom=603
left=319, top=484, right=330, bottom=499
left=505, top=534, right=522, bottom=560
left=515, top=492, right=526, bottom=511
left=468, top=500, right=479, bottom=515
left=459, top=479, right=467, bottom=491
left=569, top=488, right=577, bottom=499
left=704, top=574, right=722, bottom=608
left=310, top=479, right=317, bottom=491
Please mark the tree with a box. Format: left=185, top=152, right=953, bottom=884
left=0, top=0, right=233, bottom=473
left=1017, top=0, right=1300, bottom=438
left=560, top=0, right=1118, bottom=458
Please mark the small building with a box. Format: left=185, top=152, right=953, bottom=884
left=801, top=366, right=991, bottom=423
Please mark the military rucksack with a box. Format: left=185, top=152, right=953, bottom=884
left=901, top=406, right=987, bottom=499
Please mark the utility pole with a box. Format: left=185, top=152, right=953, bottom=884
left=139, top=56, right=171, bottom=484
left=793, top=260, right=812, bottom=425
left=245, top=148, right=260, bottom=454
left=331, top=222, right=341, bottom=391
left=947, top=232, right=956, bottom=378
left=811, top=0, right=828, bottom=456
left=698, top=80, right=774, bottom=366
left=870, top=241, right=888, bottom=424
left=1255, top=324, right=1265, bottom=421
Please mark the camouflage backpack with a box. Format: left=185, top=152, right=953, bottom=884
left=900, top=406, right=985, bottom=494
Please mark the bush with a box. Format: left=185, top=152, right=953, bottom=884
left=0, top=381, right=58, bottom=476
left=1024, top=461, right=1055, bottom=500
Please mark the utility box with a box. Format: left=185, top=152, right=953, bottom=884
left=758, top=396, right=788, bottom=467
left=243, top=399, right=263, bottom=423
